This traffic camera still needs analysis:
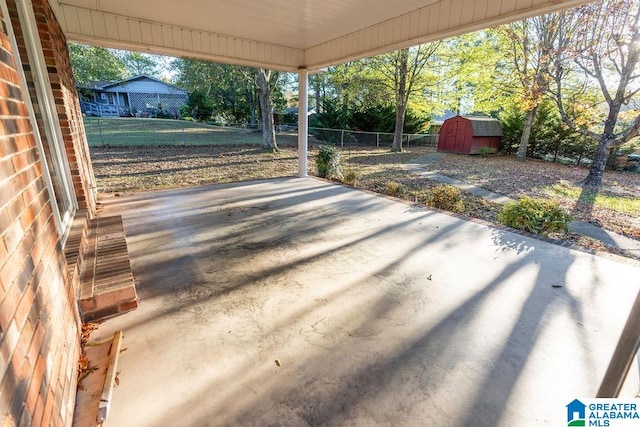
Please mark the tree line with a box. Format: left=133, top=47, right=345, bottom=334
left=70, top=0, right=639, bottom=188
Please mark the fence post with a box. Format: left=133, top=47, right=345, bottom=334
left=341, top=130, right=344, bottom=148
left=376, top=133, right=380, bottom=149
left=407, top=134, right=411, bottom=148
left=98, top=118, right=105, bottom=146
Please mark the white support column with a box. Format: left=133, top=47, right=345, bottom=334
left=298, top=70, right=309, bottom=177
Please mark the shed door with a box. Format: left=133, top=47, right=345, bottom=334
left=444, top=120, right=459, bottom=152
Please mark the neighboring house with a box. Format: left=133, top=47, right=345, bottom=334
left=78, top=75, right=188, bottom=118
left=428, top=110, right=458, bottom=134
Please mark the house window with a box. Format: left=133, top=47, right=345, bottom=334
left=12, top=0, right=77, bottom=243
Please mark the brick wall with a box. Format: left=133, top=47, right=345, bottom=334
left=10, top=0, right=96, bottom=217
left=37, top=0, right=96, bottom=215
left=0, top=1, right=84, bottom=425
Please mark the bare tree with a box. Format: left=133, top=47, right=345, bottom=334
left=551, top=0, right=640, bottom=188
left=255, top=69, right=279, bottom=152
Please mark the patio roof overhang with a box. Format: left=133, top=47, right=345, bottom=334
left=51, top=0, right=593, bottom=72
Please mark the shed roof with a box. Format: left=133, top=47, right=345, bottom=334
left=51, top=0, right=593, bottom=72
left=462, top=116, right=503, bottom=137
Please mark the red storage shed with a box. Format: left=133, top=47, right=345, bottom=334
left=438, top=115, right=503, bottom=154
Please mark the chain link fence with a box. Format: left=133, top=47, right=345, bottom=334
left=304, top=127, right=438, bottom=150
left=83, top=116, right=439, bottom=149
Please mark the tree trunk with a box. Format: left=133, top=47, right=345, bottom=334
left=517, top=106, right=537, bottom=160
left=583, top=100, right=623, bottom=188
left=249, top=88, right=257, bottom=127
left=392, top=102, right=407, bottom=152
left=392, top=49, right=409, bottom=152
left=583, top=137, right=612, bottom=188
left=256, top=69, right=278, bottom=152
left=313, top=75, right=322, bottom=113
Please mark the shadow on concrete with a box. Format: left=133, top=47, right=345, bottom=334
left=97, top=178, right=637, bottom=426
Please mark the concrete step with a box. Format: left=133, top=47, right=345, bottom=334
left=78, top=215, right=138, bottom=322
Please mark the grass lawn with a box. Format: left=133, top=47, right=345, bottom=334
left=547, top=182, right=640, bottom=216
left=83, top=117, right=298, bottom=147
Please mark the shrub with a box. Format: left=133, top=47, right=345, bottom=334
left=426, top=184, right=464, bottom=212
left=342, top=169, right=360, bottom=186
left=478, top=147, right=494, bottom=157
left=384, top=181, right=405, bottom=197
left=498, top=196, right=572, bottom=236
left=316, top=145, right=343, bottom=180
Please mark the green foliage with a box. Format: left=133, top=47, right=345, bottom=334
left=69, top=43, right=127, bottom=85
left=498, top=104, right=524, bottom=154
left=186, top=90, right=215, bottom=121
left=173, top=59, right=263, bottom=124
left=439, top=31, right=511, bottom=116
left=119, top=51, right=161, bottom=76
left=478, top=147, right=494, bottom=157
left=309, top=99, right=349, bottom=131
left=425, top=185, right=464, bottom=212
left=498, top=196, right=572, bottom=236
left=498, top=100, right=597, bottom=164
left=350, top=104, right=397, bottom=132
left=69, top=44, right=168, bottom=86
left=341, top=170, right=360, bottom=186
left=616, top=139, right=640, bottom=157
left=310, top=100, right=428, bottom=134
left=315, top=145, right=343, bottom=180
left=384, top=181, right=405, bottom=197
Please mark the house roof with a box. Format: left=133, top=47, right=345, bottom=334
left=78, top=80, right=113, bottom=90
left=461, top=115, right=503, bottom=137
left=51, top=0, right=593, bottom=72
left=431, top=110, right=458, bottom=126
left=78, top=75, right=186, bottom=93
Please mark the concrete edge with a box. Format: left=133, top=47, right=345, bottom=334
left=307, top=176, right=640, bottom=267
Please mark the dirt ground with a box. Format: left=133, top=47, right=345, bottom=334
left=90, top=143, right=640, bottom=259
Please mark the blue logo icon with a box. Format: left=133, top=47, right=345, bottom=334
left=567, top=399, right=586, bottom=426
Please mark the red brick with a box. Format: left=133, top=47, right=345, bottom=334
left=0, top=259, right=22, bottom=310
left=0, top=3, right=98, bottom=425
left=40, top=389, right=53, bottom=427
left=30, top=396, right=44, bottom=427
left=19, top=204, right=36, bottom=231
left=24, top=352, right=44, bottom=414
left=0, top=240, right=8, bottom=274
left=13, top=284, right=34, bottom=327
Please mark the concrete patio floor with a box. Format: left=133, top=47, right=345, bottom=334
left=93, top=177, right=640, bottom=426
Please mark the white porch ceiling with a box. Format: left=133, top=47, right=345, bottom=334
left=51, top=0, right=594, bottom=71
